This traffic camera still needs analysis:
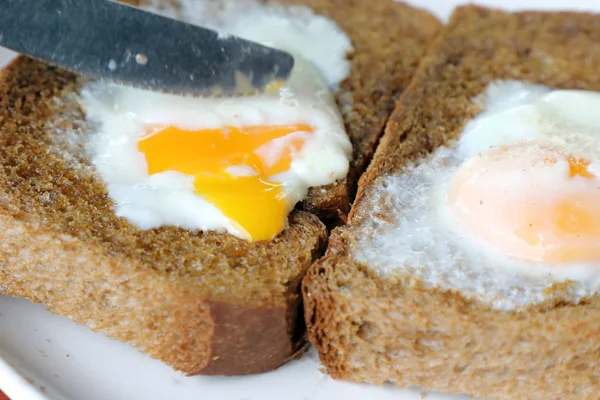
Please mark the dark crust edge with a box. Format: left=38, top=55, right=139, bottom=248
left=199, top=239, right=324, bottom=375
left=198, top=302, right=303, bottom=375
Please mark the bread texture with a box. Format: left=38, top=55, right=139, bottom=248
left=0, top=0, right=439, bottom=375
left=279, top=0, right=440, bottom=220
left=304, top=6, right=600, bottom=399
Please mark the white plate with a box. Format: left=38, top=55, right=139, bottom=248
left=2, top=1, right=600, bottom=399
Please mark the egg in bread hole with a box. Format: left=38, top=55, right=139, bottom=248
left=449, top=142, right=600, bottom=264
left=354, top=80, right=600, bottom=310
left=78, top=3, right=352, bottom=241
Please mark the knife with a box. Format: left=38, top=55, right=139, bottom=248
left=0, top=0, right=295, bottom=96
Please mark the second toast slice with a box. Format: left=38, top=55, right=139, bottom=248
left=305, top=6, right=600, bottom=399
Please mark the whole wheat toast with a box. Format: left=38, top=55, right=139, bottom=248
left=304, top=6, right=600, bottom=398
left=0, top=0, right=440, bottom=375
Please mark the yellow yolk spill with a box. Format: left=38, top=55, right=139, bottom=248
left=566, top=157, right=594, bottom=179
left=138, top=124, right=313, bottom=241
left=543, top=156, right=595, bottom=178
left=449, top=145, right=600, bottom=263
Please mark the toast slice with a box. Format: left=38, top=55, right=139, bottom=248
left=0, top=0, right=439, bottom=375
left=304, top=6, right=600, bottom=398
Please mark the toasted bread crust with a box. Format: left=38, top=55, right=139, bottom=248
left=0, top=1, right=438, bottom=375
left=279, top=0, right=440, bottom=219
left=305, top=6, right=600, bottom=398
left=305, top=250, right=600, bottom=399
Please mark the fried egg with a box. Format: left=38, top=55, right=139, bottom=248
left=354, top=80, right=600, bottom=310
left=80, top=1, right=352, bottom=241
left=449, top=82, right=600, bottom=266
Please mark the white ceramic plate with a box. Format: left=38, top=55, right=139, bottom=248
left=2, top=1, right=600, bottom=398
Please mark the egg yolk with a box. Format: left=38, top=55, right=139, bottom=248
left=138, top=124, right=313, bottom=241
left=449, top=144, right=600, bottom=263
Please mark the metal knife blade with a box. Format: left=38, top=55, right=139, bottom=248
left=0, top=0, right=295, bottom=96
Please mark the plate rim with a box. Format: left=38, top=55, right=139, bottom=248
left=0, top=356, right=48, bottom=400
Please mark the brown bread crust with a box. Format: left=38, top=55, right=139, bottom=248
left=0, top=1, right=439, bottom=375
left=305, top=6, right=600, bottom=399
left=279, top=0, right=440, bottom=219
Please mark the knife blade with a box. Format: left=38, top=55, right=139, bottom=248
left=0, top=0, right=295, bottom=96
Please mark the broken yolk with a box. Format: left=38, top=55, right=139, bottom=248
left=449, top=144, right=600, bottom=263
left=138, top=124, right=313, bottom=241
left=562, top=156, right=594, bottom=179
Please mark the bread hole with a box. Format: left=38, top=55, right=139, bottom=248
left=574, top=363, right=588, bottom=372
left=357, top=321, right=380, bottom=340
left=453, top=364, right=467, bottom=374
left=518, top=47, right=532, bottom=57
left=370, top=89, right=383, bottom=103
left=573, top=362, right=588, bottom=372
left=308, top=306, right=317, bottom=327
left=519, top=66, right=532, bottom=75
left=446, top=54, right=461, bottom=67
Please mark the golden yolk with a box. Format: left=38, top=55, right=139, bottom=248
left=138, top=124, right=313, bottom=241
left=449, top=144, right=600, bottom=263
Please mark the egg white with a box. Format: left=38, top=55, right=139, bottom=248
left=354, top=80, right=600, bottom=310
left=79, top=1, right=353, bottom=239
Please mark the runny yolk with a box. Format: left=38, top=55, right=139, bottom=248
left=138, top=124, right=313, bottom=241
left=449, top=144, right=600, bottom=263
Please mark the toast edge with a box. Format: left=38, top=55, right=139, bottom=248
left=0, top=205, right=327, bottom=376
left=199, top=229, right=325, bottom=375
